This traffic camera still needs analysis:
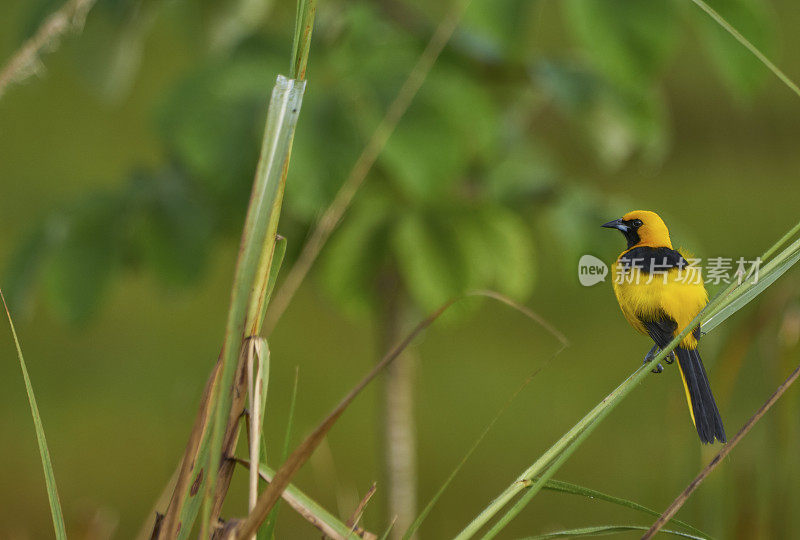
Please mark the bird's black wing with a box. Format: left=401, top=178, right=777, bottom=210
left=640, top=313, right=678, bottom=349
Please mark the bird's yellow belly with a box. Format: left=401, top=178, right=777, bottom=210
left=611, top=264, right=708, bottom=349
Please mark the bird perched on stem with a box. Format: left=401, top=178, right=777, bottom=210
left=603, top=210, right=726, bottom=444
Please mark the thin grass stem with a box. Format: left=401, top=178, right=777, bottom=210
left=1, top=291, right=66, bottom=539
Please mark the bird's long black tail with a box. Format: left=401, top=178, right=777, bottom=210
left=675, top=348, right=726, bottom=444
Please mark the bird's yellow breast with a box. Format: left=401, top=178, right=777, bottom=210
left=611, top=260, right=708, bottom=349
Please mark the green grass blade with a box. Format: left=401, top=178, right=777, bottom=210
left=290, top=0, right=317, bottom=80
left=189, top=0, right=317, bottom=529
left=521, top=524, right=705, bottom=539
left=170, top=74, right=305, bottom=540
left=689, top=0, right=800, bottom=100
left=1, top=291, right=66, bottom=539
left=542, top=480, right=709, bottom=538
left=282, top=366, right=300, bottom=463
left=379, top=518, right=398, bottom=540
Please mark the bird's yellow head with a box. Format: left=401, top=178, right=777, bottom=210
left=602, top=210, right=673, bottom=250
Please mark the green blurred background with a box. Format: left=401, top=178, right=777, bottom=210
left=1, top=0, right=799, bottom=537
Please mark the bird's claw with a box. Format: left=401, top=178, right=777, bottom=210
left=665, top=352, right=676, bottom=365
left=643, top=344, right=665, bottom=374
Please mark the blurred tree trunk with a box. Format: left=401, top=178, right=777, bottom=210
left=378, top=270, right=418, bottom=540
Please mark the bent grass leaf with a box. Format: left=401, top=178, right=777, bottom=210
left=542, top=480, right=708, bottom=538
left=521, top=524, right=705, bottom=539
left=563, top=0, right=680, bottom=91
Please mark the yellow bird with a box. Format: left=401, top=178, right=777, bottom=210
left=603, top=210, right=726, bottom=444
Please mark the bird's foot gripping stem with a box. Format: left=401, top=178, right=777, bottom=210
left=643, top=344, right=663, bottom=374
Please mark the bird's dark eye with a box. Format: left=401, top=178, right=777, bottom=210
left=632, top=219, right=643, bottom=227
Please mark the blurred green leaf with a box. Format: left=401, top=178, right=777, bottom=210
left=536, top=59, right=668, bottom=169
left=320, top=191, right=394, bottom=316
left=427, top=67, right=497, bottom=158
left=287, top=95, right=363, bottom=220
left=485, top=142, right=557, bottom=203
left=563, top=0, right=680, bottom=91
left=535, top=59, right=603, bottom=115
left=691, top=0, right=773, bottom=98
left=382, top=113, right=464, bottom=201
left=126, top=169, right=213, bottom=286
left=382, top=66, right=497, bottom=201
left=448, top=207, right=535, bottom=301
left=542, top=185, right=613, bottom=272
left=460, top=0, right=531, bottom=62
left=41, top=196, right=124, bottom=323
left=331, top=3, right=420, bottom=97
left=478, top=206, right=536, bottom=299
left=588, top=88, right=668, bottom=168
left=157, top=55, right=282, bottom=202
left=392, top=210, right=470, bottom=312
left=3, top=226, right=51, bottom=319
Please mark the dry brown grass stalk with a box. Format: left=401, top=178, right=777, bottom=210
left=0, top=0, right=97, bottom=98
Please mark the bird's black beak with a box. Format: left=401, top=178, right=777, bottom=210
left=602, top=218, right=629, bottom=232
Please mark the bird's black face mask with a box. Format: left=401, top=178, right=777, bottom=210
left=602, top=217, right=643, bottom=249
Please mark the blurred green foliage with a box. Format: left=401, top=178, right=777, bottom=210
left=3, top=0, right=777, bottom=324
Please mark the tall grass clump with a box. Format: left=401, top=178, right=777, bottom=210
left=152, top=0, right=321, bottom=537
